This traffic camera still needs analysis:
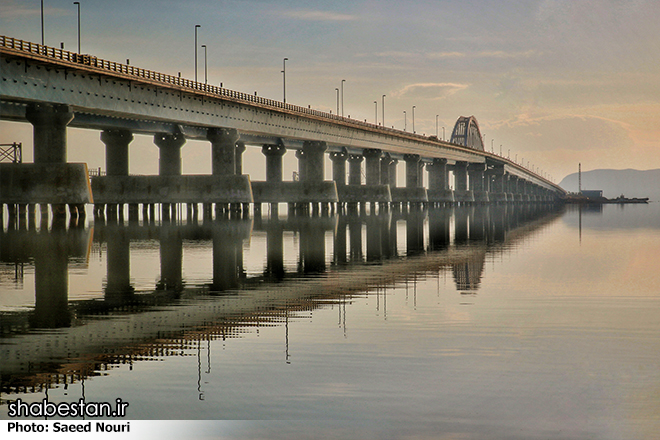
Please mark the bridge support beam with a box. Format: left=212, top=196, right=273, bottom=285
left=262, top=142, right=287, bottom=217
left=427, top=158, right=453, bottom=205
left=488, top=166, right=508, bottom=204
left=24, top=103, right=77, bottom=219
left=100, top=129, right=134, bottom=220
left=468, top=163, right=489, bottom=203
left=348, top=154, right=363, bottom=186
left=404, top=154, right=420, bottom=189
left=453, top=161, right=474, bottom=204
left=363, top=148, right=382, bottom=186
left=303, top=141, right=327, bottom=182
left=208, top=128, right=239, bottom=176
left=155, top=132, right=186, bottom=221
left=330, top=151, right=348, bottom=187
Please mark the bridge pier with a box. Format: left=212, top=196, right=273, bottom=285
left=427, top=158, right=453, bottom=206
left=155, top=132, right=186, bottom=221
left=99, top=129, right=133, bottom=219
left=468, top=163, right=489, bottom=204
left=364, top=148, right=382, bottom=212
left=24, top=103, right=80, bottom=219
left=453, top=161, right=474, bottom=205
left=262, top=142, right=287, bottom=217
left=330, top=151, right=348, bottom=212
left=391, top=154, right=427, bottom=209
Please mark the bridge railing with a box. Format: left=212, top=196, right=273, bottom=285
left=1, top=35, right=558, bottom=186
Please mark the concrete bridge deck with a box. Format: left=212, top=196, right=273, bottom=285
left=0, top=35, right=565, bottom=215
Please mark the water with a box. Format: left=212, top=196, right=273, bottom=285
left=1, top=203, right=660, bottom=439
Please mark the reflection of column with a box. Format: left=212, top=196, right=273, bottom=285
left=429, top=208, right=451, bottom=251
left=208, top=128, right=239, bottom=176
left=490, top=205, right=507, bottom=242
left=406, top=209, right=424, bottom=255
left=157, top=225, right=183, bottom=292
left=31, top=227, right=70, bottom=328
left=299, top=219, right=326, bottom=273
left=363, top=148, right=382, bottom=186
left=211, top=222, right=241, bottom=291
left=348, top=154, right=363, bottom=185
left=266, top=219, right=284, bottom=280
left=454, top=206, right=469, bottom=244
left=348, top=215, right=363, bottom=262
left=330, top=151, right=347, bottom=186
left=469, top=206, right=488, bottom=242
left=366, top=214, right=383, bottom=261
left=105, top=224, right=134, bottom=301
left=334, top=215, right=348, bottom=265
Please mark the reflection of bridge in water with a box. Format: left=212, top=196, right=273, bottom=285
left=0, top=204, right=562, bottom=396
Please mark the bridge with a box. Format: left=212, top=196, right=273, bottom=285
left=0, top=35, right=566, bottom=221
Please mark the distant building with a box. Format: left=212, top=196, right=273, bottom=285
left=580, top=190, right=603, bottom=199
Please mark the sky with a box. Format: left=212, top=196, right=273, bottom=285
left=2, top=0, right=660, bottom=182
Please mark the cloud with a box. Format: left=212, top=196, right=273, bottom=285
left=276, top=10, right=357, bottom=21
left=392, top=83, right=470, bottom=100
left=427, top=50, right=538, bottom=60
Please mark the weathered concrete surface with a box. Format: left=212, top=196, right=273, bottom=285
left=391, top=187, right=428, bottom=203
left=453, top=190, right=475, bottom=204
left=91, top=175, right=252, bottom=204
left=0, top=163, right=92, bottom=204
left=338, top=184, right=392, bottom=203
left=251, top=181, right=338, bottom=203
left=426, top=189, right=454, bottom=203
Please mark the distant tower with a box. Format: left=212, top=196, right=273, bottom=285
left=578, top=163, right=582, bottom=194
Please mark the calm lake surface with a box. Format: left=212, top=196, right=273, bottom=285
left=1, top=202, right=659, bottom=439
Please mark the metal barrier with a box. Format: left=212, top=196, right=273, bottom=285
left=0, top=142, right=22, bottom=163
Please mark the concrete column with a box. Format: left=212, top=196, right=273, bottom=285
left=348, top=154, right=363, bottom=185
left=295, top=149, right=306, bottom=181
left=155, top=133, right=186, bottom=176
left=101, top=129, right=133, bottom=176
left=428, top=158, right=448, bottom=190
left=302, top=141, right=328, bottom=182
left=330, top=151, right=348, bottom=186
left=208, top=128, right=239, bottom=176
left=262, top=143, right=287, bottom=182
left=388, top=159, right=398, bottom=187
left=454, top=161, right=469, bottom=191
left=363, top=148, right=382, bottom=186
left=235, top=141, right=246, bottom=174
left=468, top=163, right=489, bottom=203
left=380, top=154, right=393, bottom=185
left=25, top=103, right=74, bottom=164
left=404, top=154, right=421, bottom=189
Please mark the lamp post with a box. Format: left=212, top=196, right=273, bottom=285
left=194, top=24, right=201, bottom=82
left=41, top=0, right=44, bottom=46
left=382, top=95, right=386, bottom=127
left=435, top=115, right=439, bottom=137
left=282, top=57, right=288, bottom=103
left=201, top=44, right=207, bottom=84
left=340, top=79, right=346, bottom=117
left=442, top=126, right=445, bottom=141
left=335, top=88, right=339, bottom=115
left=374, top=101, right=378, bottom=124
left=403, top=111, right=407, bottom=131
left=73, top=2, right=80, bottom=54
left=412, top=106, right=416, bottom=134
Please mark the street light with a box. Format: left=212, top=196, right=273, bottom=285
left=374, top=101, right=378, bottom=124
left=194, top=24, right=201, bottom=82
left=201, top=44, right=207, bottom=84
left=340, top=79, right=346, bottom=117
left=412, top=106, right=416, bottom=133
left=73, top=2, right=80, bottom=54
left=282, top=58, right=288, bottom=103
left=382, top=95, right=386, bottom=127
left=335, top=88, right=339, bottom=115
left=435, top=115, right=439, bottom=137
left=403, top=111, right=407, bottom=131
left=443, top=127, right=445, bottom=141
left=41, top=0, right=44, bottom=46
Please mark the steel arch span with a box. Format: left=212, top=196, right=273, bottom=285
left=450, top=116, right=484, bottom=151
